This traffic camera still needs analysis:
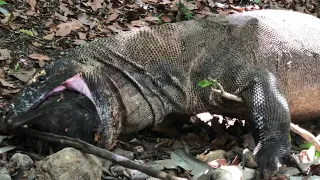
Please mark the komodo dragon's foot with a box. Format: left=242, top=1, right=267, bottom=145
left=253, top=138, right=304, bottom=179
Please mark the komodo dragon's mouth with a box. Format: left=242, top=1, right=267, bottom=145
left=8, top=74, right=97, bottom=129
left=44, top=74, right=95, bottom=105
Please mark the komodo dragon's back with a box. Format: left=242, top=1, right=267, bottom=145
left=2, top=9, right=320, bottom=178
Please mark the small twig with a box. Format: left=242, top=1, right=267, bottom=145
left=16, top=128, right=186, bottom=180
left=211, top=84, right=243, bottom=102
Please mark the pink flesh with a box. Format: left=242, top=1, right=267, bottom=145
left=45, top=74, right=95, bottom=105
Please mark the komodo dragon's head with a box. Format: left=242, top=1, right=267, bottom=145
left=0, top=58, right=100, bottom=138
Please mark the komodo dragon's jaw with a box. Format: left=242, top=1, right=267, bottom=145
left=0, top=59, right=85, bottom=128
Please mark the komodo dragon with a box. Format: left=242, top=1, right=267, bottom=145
left=1, top=9, right=320, bottom=178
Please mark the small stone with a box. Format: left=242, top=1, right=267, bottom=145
left=211, top=168, right=232, bottom=180
left=134, top=146, right=144, bottom=153
left=0, top=174, right=11, bottom=180
left=36, top=147, right=102, bottom=180
left=10, top=153, right=34, bottom=170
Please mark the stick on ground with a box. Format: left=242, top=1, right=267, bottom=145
left=16, top=127, right=186, bottom=180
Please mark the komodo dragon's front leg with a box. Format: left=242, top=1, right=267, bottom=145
left=219, top=65, right=291, bottom=178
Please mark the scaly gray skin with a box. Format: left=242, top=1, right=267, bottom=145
left=1, top=10, right=320, bottom=178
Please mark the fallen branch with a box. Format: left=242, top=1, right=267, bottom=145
left=16, top=128, right=186, bottom=180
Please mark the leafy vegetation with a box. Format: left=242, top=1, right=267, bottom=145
left=176, top=1, right=193, bottom=20
left=197, top=78, right=217, bottom=88
left=0, top=0, right=7, bottom=5
left=19, top=29, right=35, bottom=37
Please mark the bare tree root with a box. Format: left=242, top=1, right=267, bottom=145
left=16, top=128, right=186, bottom=180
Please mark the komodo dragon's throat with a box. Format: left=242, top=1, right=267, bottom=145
left=1, top=9, right=320, bottom=179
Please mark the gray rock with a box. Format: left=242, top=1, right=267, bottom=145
left=36, top=147, right=102, bottom=180
left=0, top=174, right=11, bottom=180
left=216, top=166, right=255, bottom=180
left=10, top=153, right=34, bottom=170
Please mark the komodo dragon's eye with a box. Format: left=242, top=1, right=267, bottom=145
left=38, top=75, right=45, bottom=82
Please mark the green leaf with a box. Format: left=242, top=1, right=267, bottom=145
left=253, top=0, right=261, bottom=3
left=0, top=0, right=7, bottom=5
left=288, top=133, right=291, bottom=141
left=14, top=63, right=19, bottom=71
left=315, top=151, right=320, bottom=158
left=185, top=12, right=193, bottom=20
left=299, top=142, right=312, bottom=149
left=197, top=80, right=212, bottom=88
left=19, top=29, right=35, bottom=37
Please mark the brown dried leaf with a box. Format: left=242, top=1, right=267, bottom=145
left=1, top=88, right=20, bottom=96
left=230, top=5, right=245, bottom=12
left=56, top=19, right=84, bottom=37
left=0, top=78, right=15, bottom=88
left=26, top=10, right=37, bottom=16
left=126, top=24, right=138, bottom=30
left=9, top=69, right=37, bottom=82
left=207, top=0, right=215, bottom=8
left=106, top=12, right=119, bottom=23
left=55, top=12, right=68, bottom=22
left=38, top=60, right=45, bottom=67
left=48, top=26, right=58, bottom=33
left=77, top=13, right=90, bottom=25
left=130, top=20, right=148, bottom=27
left=9, top=23, right=21, bottom=30
left=144, top=0, right=157, bottom=3
left=0, top=68, right=4, bottom=78
left=107, top=25, right=121, bottom=32
left=72, top=39, right=86, bottom=45
left=12, top=11, right=27, bottom=19
left=43, top=33, right=55, bottom=40
left=160, top=0, right=172, bottom=4
left=28, top=53, right=50, bottom=61
left=32, top=42, right=42, bottom=47
left=184, top=2, right=197, bottom=10
left=89, top=20, right=99, bottom=29
left=59, top=3, right=73, bottom=16
left=113, top=22, right=123, bottom=30
left=161, top=15, right=171, bottom=23
left=78, top=32, right=86, bottom=40
left=91, top=0, right=104, bottom=11
left=26, top=0, right=36, bottom=11
left=144, top=16, right=160, bottom=22
left=56, top=26, right=71, bottom=36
